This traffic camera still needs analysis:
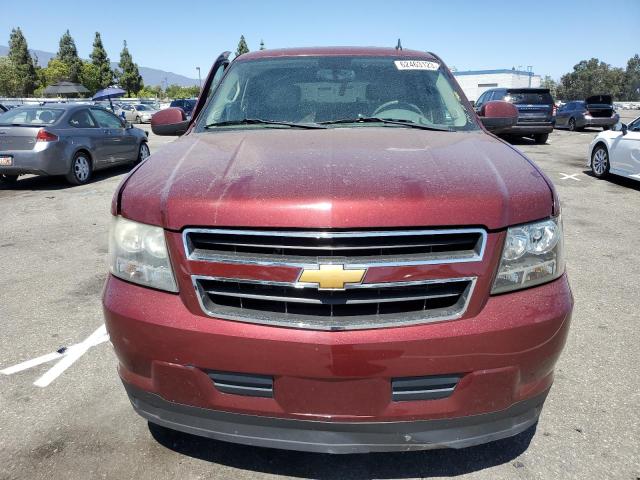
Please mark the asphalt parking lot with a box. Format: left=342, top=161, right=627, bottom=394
left=1, top=115, right=639, bottom=480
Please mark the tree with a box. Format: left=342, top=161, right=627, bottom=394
left=42, top=58, right=70, bottom=85
left=235, top=35, right=249, bottom=57
left=0, top=57, right=23, bottom=96
left=90, top=32, right=114, bottom=89
left=56, top=30, right=82, bottom=83
left=557, top=58, right=625, bottom=101
left=624, top=54, right=640, bottom=101
left=540, top=75, right=558, bottom=99
left=259, top=39, right=265, bottom=51
left=165, top=84, right=200, bottom=99
left=8, top=27, right=37, bottom=95
left=116, top=40, right=143, bottom=96
left=80, top=61, right=101, bottom=94
left=136, top=85, right=163, bottom=98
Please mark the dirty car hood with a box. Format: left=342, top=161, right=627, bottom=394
left=119, top=128, right=553, bottom=230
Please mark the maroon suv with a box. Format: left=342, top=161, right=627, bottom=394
left=103, top=47, right=573, bottom=453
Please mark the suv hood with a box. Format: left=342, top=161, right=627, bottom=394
left=119, top=128, right=553, bottom=230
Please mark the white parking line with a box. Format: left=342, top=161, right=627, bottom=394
left=559, top=173, right=581, bottom=181
left=1, top=324, right=109, bottom=387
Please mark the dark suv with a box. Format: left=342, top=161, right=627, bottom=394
left=475, top=88, right=554, bottom=144
left=169, top=98, right=197, bottom=118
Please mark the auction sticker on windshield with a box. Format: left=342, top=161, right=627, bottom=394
left=0, top=156, right=13, bottom=166
left=394, top=60, right=440, bottom=71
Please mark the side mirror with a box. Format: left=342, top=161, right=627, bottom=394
left=478, top=100, right=519, bottom=133
left=151, top=107, right=189, bottom=136
left=613, top=122, right=628, bottom=135
left=469, top=100, right=476, bottom=108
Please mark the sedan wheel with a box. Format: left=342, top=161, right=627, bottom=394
left=66, top=153, right=92, bottom=185
left=0, top=174, right=18, bottom=187
left=137, top=142, right=150, bottom=163
left=591, top=146, right=609, bottom=179
left=568, top=118, right=576, bottom=131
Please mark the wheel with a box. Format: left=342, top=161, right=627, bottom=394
left=568, top=118, right=576, bottom=131
left=136, top=142, right=150, bottom=164
left=65, top=152, right=92, bottom=185
left=533, top=133, right=549, bottom=144
left=135, top=115, right=141, bottom=124
left=0, top=174, right=18, bottom=187
left=602, top=126, right=610, bottom=131
left=591, top=145, right=609, bottom=179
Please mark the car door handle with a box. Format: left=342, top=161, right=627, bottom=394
left=103, top=129, right=110, bottom=135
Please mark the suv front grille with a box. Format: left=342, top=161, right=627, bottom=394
left=184, top=228, right=485, bottom=266
left=185, top=228, right=485, bottom=330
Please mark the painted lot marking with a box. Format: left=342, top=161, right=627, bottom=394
left=559, top=172, right=581, bottom=181
left=1, top=324, right=109, bottom=387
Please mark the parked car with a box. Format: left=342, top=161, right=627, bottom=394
left=0, top=104, right=7, bottom=113
left=169, top=98, right=196, bottom=118
left=475, top=88, right=555, bottom=143
left=104, top=47, right=572, bottom=454
left=0, top=104, right=150, bottom=185
left=116, top=103, right=158, bottom=123
left=555, top=95, right=619, bottom=131
left=588, top=116, right=640, bottom=181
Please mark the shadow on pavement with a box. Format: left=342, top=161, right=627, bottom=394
left=582, top=169, right=640, bottom=191
left=148, top=422, right=536, bottom=479
left=0, top=164, right=133, bottom=192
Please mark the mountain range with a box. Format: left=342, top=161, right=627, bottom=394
left=0, top=45, right=199, bottom=87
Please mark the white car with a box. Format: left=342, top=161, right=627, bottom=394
left=588, top=117, right=640, bottom=182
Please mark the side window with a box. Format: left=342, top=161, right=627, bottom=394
left=491, top=90, right=505, bottom=101
left=68, top=109, right=97, bottom=128
left=91, top=109, right=124, bottom=129
left=629, top=117, right=640, bottom=131
left=476, top=92, right=488, bottom=106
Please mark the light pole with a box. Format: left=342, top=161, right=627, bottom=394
left=196, top=67, right=202, bottom=91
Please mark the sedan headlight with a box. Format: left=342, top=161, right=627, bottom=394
left=492, top=217, right=565, bottom=294
left=108, top=216, right=178, bottom=292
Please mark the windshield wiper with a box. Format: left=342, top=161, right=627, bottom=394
left=205, top=118, right=326, bottom=130
left=319, top=117, right=452, bottom=131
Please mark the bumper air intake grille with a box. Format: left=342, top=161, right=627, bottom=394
left=392, top=375, right=461, bottom=401
left=208, top=371, right=274, bottom=398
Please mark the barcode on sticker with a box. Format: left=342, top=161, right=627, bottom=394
left=394, top=60, right=440, bottom=71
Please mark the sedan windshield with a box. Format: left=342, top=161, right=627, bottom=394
left=0, top=107, right=64, bottom=126
left=198, top=56, right=478, bottom=131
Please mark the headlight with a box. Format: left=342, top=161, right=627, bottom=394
left=492, top=217, right=565, bottom=294
left=108, top=216, right=178, bottom=292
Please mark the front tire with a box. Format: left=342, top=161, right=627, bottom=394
left=602, top=126, right=610, bottom=131
left=65, top=152, right=92, bottom=185
left=533, top=133, right=549, bottom=144
left=591, top=145, right=610, bottom=179
left=568, top=118, right=576, bottom=131
left=135, top=115, right=141, bottom=124
left=136, top=142, right=150, bottom=164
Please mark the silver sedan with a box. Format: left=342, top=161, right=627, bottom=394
left=117, top=103, right=159, bottom=124
left=0, top=104, right=150, bottom=185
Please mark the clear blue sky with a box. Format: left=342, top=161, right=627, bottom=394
left=2, top=0, right=639, bottom=81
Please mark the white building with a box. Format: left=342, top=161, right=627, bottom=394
left=452, top=69, right=542, bottom=102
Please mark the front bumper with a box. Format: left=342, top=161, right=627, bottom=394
left=104, top=274, right=573, bottom=452
left=126, top=382, right=547, bottom=453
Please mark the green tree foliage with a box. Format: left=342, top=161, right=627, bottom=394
left=165, top=84, right=200, bottom=99
left=0, top=57, right=23, bottom=96
left=556, top=58, right=626, bottom=100
left=90, top=32, right=114, bottom=89
left=540, top=75, right=558, bottom=99
left=624, top=54, right=640, bottom=101
left=79, top=61, right=101, bottom=94
left=56, top=29, right=82, bottom=83
left=116, top=40, right=143, bottom=96
left=235, top=35, right=249, bottom=57
left=41, top=58, right=70, bottom=85
left=8, top=27, right=37, bottom=95
left=136, top=85, right=163, bottom=98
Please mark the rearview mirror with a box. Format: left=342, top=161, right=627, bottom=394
left=478, top=100, right=519, bottom=133
left=151, top=107, right=189, bottom=136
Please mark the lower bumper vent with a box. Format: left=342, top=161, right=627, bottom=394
left=392, top=374, right=461, bottom=401
left=208, top=371, right=274, bottom=398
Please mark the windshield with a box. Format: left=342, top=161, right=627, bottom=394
left=0, top=107, right=64, bottom=126
left=198, top=56, right=478, bottom=131
left=136, top=105, right=152, bottom=111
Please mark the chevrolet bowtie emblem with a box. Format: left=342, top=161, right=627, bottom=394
left=298, top=264, right=367, bottom=290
